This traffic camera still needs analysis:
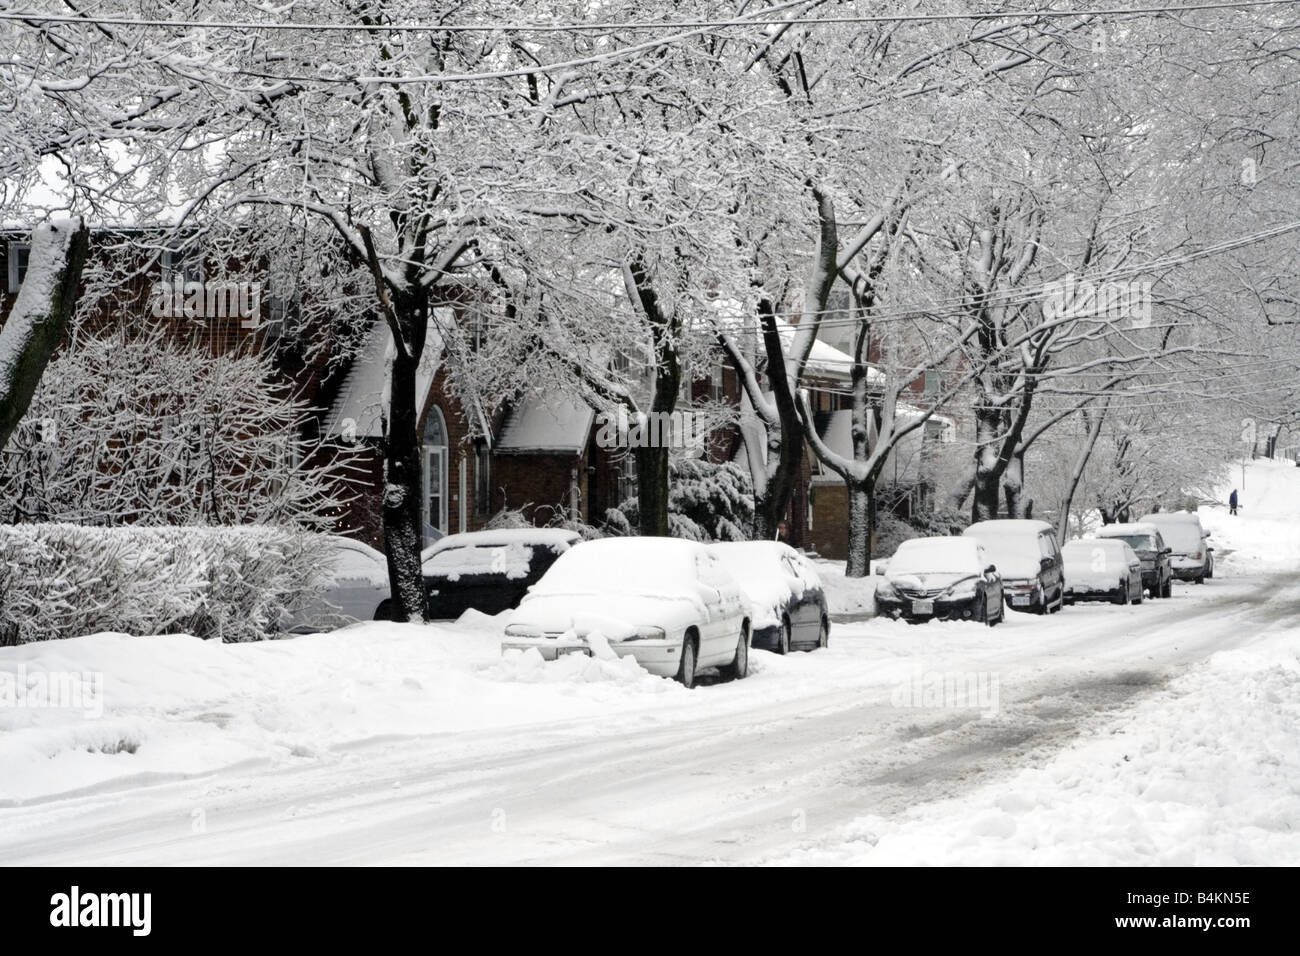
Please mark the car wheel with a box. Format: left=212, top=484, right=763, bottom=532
left=1162, top=578, right=1173, bottom=598
left=777, top=618, right=791, bottom=655
left=1194, top=575, right=1205, bottom=585
left=721, top=626, right=749, bottom=680
left=676, top=633, right=698, bottom=688
left=1033, top=589, right=1048, bottom=615
left=1113, top=581, right=1129, bottom=605
left=374, top=600, right=393, bottom=621
left=818, top=617, right=829, bottom=649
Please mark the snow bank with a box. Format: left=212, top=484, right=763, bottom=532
left=771, top=619, right=1300, bottom=866
left=0, top=620, right=688, bottom=803
left=812, top=559, right=877, bottom=616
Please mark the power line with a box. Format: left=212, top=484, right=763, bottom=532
left=2, top=0, right=1292, bottom=33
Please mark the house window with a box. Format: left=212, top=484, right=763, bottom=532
left=161, top=245, right=203, bottom=286
left=923, top=370, right=943, bottom=398
left=710, top=363, right=725, bottom=403
left=474, top=442, right=491, bottom=516
left=7, top=242, right=31, bottom=294
left=616, top=456, right=637, bottom=504
left=468, top=306, right=490, bottom=353
left=422, top=407, right=449, bottom=540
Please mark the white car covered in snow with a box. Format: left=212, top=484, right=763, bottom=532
left=285, top=535, right=392, bottom=631
left=1061, top=538, right=1144, bottom=605
left=501, top=538, right=751, bottom=687
left=707, top=541, right=829, bottom=653
left=1137, top=512, right=1214, bottom=583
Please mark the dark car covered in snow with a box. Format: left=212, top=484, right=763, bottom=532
left=420, top=529, right=582, bottom=619
left=875, top=537, right=1004, bottom=625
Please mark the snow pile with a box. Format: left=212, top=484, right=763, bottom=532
left=771, top=620, right=1300, bottom=866
left=812, top=559, right=878, bottom=615
left=0, top=620, right=687, bottom=803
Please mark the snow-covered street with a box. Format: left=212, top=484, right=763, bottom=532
left=2, top=462, right=1297, bottom=866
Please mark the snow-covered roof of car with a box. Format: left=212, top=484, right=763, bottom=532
left=421, top=527, right=581, bottom=559
left=493, top=394, right=595, bottom=456
left=1095, top=523, right=1162, bottom=537
left=964, top=519, right=1055, bottom=535
left=1138, top=511, right=1204, bottom=526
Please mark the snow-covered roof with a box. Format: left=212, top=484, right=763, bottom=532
left=326, top=312, right=449, bottom=439
left=494, top=394, right=595, bottom=456
left=421, top=528, right=582, bottom=561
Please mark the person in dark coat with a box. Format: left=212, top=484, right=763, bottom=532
left=1229, top=489, right=1239, bottom=515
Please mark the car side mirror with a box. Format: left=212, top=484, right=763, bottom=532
left=1161, top=548, right=1172, bottom=555
left=985, top=564, right=997, bottom=575
left=1040, top=556, right=1054, bottom=570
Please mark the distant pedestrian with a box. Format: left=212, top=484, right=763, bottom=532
left=776, top=520, right=790, bottom=544
left=1229, top=489, right=1239, bottom=515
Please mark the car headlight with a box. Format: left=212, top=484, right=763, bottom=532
left=504, top=623, right=541, bottom=638
left=944, top=578, right=979, bottom=601
left=624, top=626, right=666, bottom=641
left=876, top=580, right=900, bottom=600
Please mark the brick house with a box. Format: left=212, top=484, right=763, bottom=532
left=2, top=227, right=949, bottom=558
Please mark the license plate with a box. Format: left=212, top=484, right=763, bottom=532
left=1011, top=595, right=1030, bottom=606
left=556, top=646, right=590, bottom=658
left=911, top=600, right=934, bottom=616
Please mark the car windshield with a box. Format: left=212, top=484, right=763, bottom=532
left=888, top=540, right=979, bottom=576
left=423, top=542, right=533, bottom=581
left=1108, top=534, right=1157, bottom=552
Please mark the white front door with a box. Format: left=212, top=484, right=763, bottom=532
left=423, top=408, right=449, bottom=541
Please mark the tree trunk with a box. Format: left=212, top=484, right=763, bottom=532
left=1056, top=405, right=1107, bottom=542
left=635, top=442, right=672, bottom=537
left=0, top=221, right=89, bottom=451
left=1002, top=452, right=1024, bottom=518
left=381, top=302, right=428, bottom=623
left=971, top=402, right=1004, bottom=521
left=846, top=480, right=873, bottom=577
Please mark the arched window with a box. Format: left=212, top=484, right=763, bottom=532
left=422, top=407, right=448, bottom=540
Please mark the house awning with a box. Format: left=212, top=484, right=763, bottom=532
left=494, top=394, right=595, bottom=456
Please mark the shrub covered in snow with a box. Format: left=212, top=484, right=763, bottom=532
left=607, top=457, right=753, bottom=541
left=0, top=524, right=326, bottom=645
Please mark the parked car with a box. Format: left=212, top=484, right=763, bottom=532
left=1137, top=512, right=1212, bottom=583
left=502, top=538, right=751, bottom=687
left=874, top=537, right=1004, bottom=626
left=286, top=536, right=391, bottom=631
left=708, top=541, right=829, bottom=653
left=1061, top=539, right=1144, bottom=605
left=420, top=528, right=582, bottom=619
left=1094, top=523, right=1173, bottom=597
left=962, top=519, right=1065, bottom=614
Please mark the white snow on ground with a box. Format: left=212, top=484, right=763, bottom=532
left=0, top=459, right=1298, bottom=865
left=1200, top=458, right=1300, bottom=575
left=761, top=458, right=1300, bottom=866
left=769, top=616, right=1300, bottom=865
left=813, top=558, right=877, bottom=615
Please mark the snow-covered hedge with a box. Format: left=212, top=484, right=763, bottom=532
left=0, top=524, right=325, bottom=645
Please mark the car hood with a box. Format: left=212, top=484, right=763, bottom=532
left=886, top=572, right=973, bottom=593
left=511, top=593, right=701, bottom=638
